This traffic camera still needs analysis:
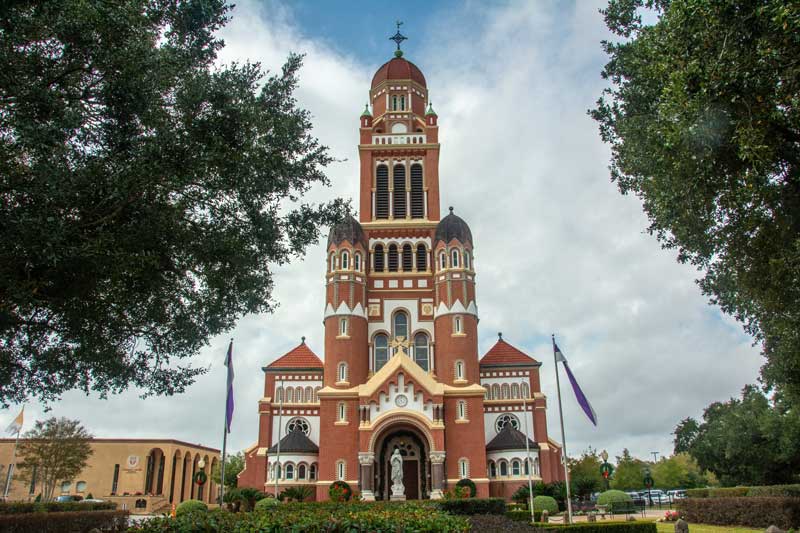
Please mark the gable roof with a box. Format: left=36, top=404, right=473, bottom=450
left=480, top=338, right=539, bottom=367
left=486, top=424, right=539, bottom=452
left=263, top=341, right=323, bottom=371
left=267, top=429, right=319, bottom=454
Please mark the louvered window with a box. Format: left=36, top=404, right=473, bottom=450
left=388, top=244, right=399, bottom=272
left=375, top=165, right=389, bottom=219
left=392, top=165, right=406, bottom=218
left=402, top=244, right=413, bottom=272
left=373, top=245, right=384, bottom=272
left=410, top=164, right=424, bottom=218
left=416, top=244, right=427, bottom=271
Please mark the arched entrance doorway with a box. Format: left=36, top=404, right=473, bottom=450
left=372, top=424, right=430, bottom=500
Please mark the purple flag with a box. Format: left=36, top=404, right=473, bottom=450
left=554, top=342, right=597, bottom=426
left=224, top=340, right=234, bottom=433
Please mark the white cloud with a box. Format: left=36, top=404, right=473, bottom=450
left=3, top=0, right=761, bottom=464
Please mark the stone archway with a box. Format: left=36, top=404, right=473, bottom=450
left=375, top=428, right=428, bottom=500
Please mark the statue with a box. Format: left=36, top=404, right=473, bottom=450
left=390, top=448, right=405, bottom=500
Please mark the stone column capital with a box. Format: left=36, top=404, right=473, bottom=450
left=429, top=451, right=446, bottom=464
left=358, top=452, right=375, bottom=465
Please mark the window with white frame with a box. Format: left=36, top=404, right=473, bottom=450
left=309, top=464, right=317, bottom=480
left=341, top=251, right=349, bottom=270
left=499, top=461, right=508, bottom=476
left=521, top=383, right=530, bottom=398
left=374, top=333, right=389, bottom=370
left=458, top=458, right=469, bottom=479
left=464, top=251, right=471, bottom=270
left=337, top=362, right=348, bottom=383
left=329, top=253, right=336, bottom=272
left=414, top=333, right=429, bottom=371
left=355, top=253, right=362, bottom=271
left=512, top=460, right=521, bottom=476
left=439, top=252, right=446, bottom=270
left=454, top=315, right=463, bottom=334
left=451, top=249, right=460, bottom=268
left=534, top=457, right=540, bottom=476
left=455, top=360, right=465, bottom=381
left=495, top=413, right=520, bottom=433
left=336, top=460, right=346, bottom=480
left=298, top=464, right=306, bottom=479
left=456, top=400, right=467, bottom=420
left=524, top=459, right=530, bottom=476
left=286, top=417, right=310, bottom=436
left=285, top=463, right=294, bottom=480
left=489, top=461, right=497, bottom=477
left=337, top=401, right=346, bottom=421
left=339, top=317, right=348, bottom=336
left=393, top=311, right=409, bottom=339
left=285, top=387, right=294, bottom=403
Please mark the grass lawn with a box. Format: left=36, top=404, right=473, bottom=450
left=655, top=523, right=762, bottom=533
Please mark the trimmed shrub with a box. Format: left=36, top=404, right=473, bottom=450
left=533, top=495, right=559, bottom=514
left=530, top=522, right=656, bottom=532
left=329, top=480, right=352, bottom=502
left=685, top=488, right=708, bottom=498
left=0, top=509, right=128, bottom=533
left=676, top=496, right=800, bottom=530
left=456, top=478, right=477, bottom=498
left=254, top=497, right=280, bottom=511
left=437, top=497, right=505, bottom=515
left=175, top=499, right=208, bottom=516
left=597, top=490, right=633, bottom=512
left=747, top=484, right=800, bottom=497
left=507, top=509, right=544, bottom=522
left=0, top=501, right=117, bottom=514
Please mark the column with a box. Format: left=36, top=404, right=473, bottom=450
left=429, top=452, right=446, bottom=500
left=359, top=453, right=376, bottom=501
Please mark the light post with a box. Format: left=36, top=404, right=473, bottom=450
left=599, top=450, right=613, bottom=492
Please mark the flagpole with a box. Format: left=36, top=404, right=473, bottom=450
left=220, top=339, right=233, bottom=506
left=522, top=395, right=534, bottom=523
left=3, top=427, right=20, bottom=500
left=552, top=334, right=573, bottom=524
left=274, top=376, right=284, bottom=498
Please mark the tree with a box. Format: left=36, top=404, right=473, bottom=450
left=16, top=417, right=93, bottom=501
left=611, top=449, right=648, bottom=491
left=651, top=453, right=709, bottom=489
left=0, top=1, right=347, bottom=406
left=568, top=448, right=603, bottom=499
left=211, top=451, right=244, bottom=489
left=591, top=0, right=800, bottom=397
left=673, top=385, right=800, bottom=486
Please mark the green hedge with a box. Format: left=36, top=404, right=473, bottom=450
left=127, top=502, right=467, bottom=532
left=685, top=484, right=800, bottom=498
left=0, top=510, right=128, bottom=533
left=677, top=496, right=800, bottom=530
left=175, top=499, right=208, bottom=516
left=0, top=501, right=117, bottom=514
left=746, top=484, right=800, bottom=497
left=507, top=509, right=544, bottom=522
left=437, top=497, right=505, bottom=515
left=529, top=522, right=656, bottom=533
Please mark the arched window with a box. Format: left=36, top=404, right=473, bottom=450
left=285, top=387, right=294, bottom=403
left=455, top=360, right=465, bottom=381
left=489, top=461, right=497, bottom=478
left=305, top=386, right=313, bottom=403
left=314, top=386, right=321, bottom=402
left=373, top=245, right=385, bottom=272
left=491, top=384, right=500, bottom=399
left=336, top=460, right=346, bottom=481
left=391, top=121, right=408, bottom=133
left=459, top=459, right=469, bottom=479
left=534, top=458, right=540, bottom=476
left=354, top=253, right=362, bottom=271
left=298, top=464, right=307, bottom=479
left=392, top=95, right=398, bottom=111
left=273, top=463, right=281, bottom=480
left=410, top=164, right=424, bottom=218
left=393, top=311, right=408, bottom=339
left=337, top=362, right=348, bottom=383
left=286, top=417, right=310, bottom=435
left=275, top=386, right=283, bottom=403
left=464, top=251, right=471, bottom=270
left=414, top=333, right=429, bottom=371
left=392, top=164, right=406, bottom=218
left=521, top=383, right=530, bottom=398
left=374, top=334, right=389, bottom=370
left=341, top=251, right=349, bottom=270
left=285, top=464, right=294, bottom=480
left=512, top=460, right=521, bottom=476
left=501, top=383, right=510, bottom=399
left=402, top=244, right=413, bottom=271
left=295, top=387, right=304, bottom=403
left=457, top=400, right=467, bottom=420
left=416, top=244, right=427, bottom=271
left=388, top=244, right=399, bottom=272
left=337, top=402, right=346, bottom=421
left=451, top=249, right=460, bottom=268
left=511, top=383, right=520, bottom=399
left=339, top=317, right=348, bottom=336
left=454, top=315, right=463, bottom=334
left=524, top=459, right=530, bottom=476
left=499, top=461, right=508, bottom=477
left=495, top=413, right=520, bottom=433
left=375, top=165, right=389, bottom=219
left=329, top=252, right=335, bottom=272
left=309, top=464, right=317, bottom=480
left=439, top=252, right=447, bottom=270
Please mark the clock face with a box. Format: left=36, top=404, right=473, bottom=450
left=395, top=394, right=408, bottom=408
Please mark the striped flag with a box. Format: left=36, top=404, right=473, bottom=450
left=554, top=343, right=598, bottom=426
left=224, top=341, right=235, bottom=433
left=5, top=407, right=23, bottom=435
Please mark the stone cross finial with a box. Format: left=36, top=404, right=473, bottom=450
left=301, top=336, right=306, bottom=344
left=389, top=336, right=410, bottom=357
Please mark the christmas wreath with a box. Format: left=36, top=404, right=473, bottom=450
left=194, top=470, right=208, bottom=486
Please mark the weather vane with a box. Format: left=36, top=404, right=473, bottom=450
left=389, top=20, right=407, bottom=51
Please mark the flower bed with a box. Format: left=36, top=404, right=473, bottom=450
left=127, top=501, right=468, bottom=532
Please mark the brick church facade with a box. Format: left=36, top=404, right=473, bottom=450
left=238, top=45, right=565, bottom=501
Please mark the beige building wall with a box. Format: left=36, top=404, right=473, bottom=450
left=0, top=439, right=220, bottom=508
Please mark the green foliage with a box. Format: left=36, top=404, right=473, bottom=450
left=506, top=509, right=544, bottom=522
left=279, top=485, right=313, bottom=502
left=16, top=417, right=93, bottom=502
left=533, top=495, right=559, bottom=514
left=175, top=499, right=208, bottom=516
left=0, top=501, right=116, bottom=514
left=212, top=452, right=244, bottom=489
left=455, top=478, right=477, bottom=498
left=436, top=497, right=505, bottom=515
left=687, top=484, right=800, bottom=498
left=328, top=481, right=352, bottom=502
left=610, top=450, right=648, bottom=491
left=591, top=0, right=800, bottom=398
left=254, top=497, right=280, bottom=511
left=677, top=496, right=800, bottom=530
left=0, top=0, right=348, bottom=406
left=651, top=453, right=710, bottom=489
left=570, top=448, right=604, bottom=498
left=746, top=484, right=800, bottom=497
left=126, top=502, right=468, bottom=532
left=531, top=522, right=656, bottom=533
left=673, top=386, right=800, bottom=486
left=0, top=510, right=129, bottom=533
left=237, top=487, right=267, bottom=511
left=597, top=490, right=633, bottom=511
left=512, top=484, right=532, bottom=504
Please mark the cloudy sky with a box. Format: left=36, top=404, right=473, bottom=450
left=3, top=0, right=762, bottom=464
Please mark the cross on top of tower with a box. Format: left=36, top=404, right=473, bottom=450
left=389, top=20, right=407, bottom=57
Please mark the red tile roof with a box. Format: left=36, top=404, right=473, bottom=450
left=480, top=338, right=538, bottom=366
left=265, top=342, right=323, bottom=369
left=371, top=57, right=427, bottom=88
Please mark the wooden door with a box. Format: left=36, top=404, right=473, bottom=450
left=403, top=460, right=419, bottom=500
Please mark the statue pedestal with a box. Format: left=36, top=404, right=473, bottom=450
left=429, top=489, right=444, bottom=500
left=361, top=490, right=375, bottom=501
left=390, top=483, right=405, bottom=501
left=390, top=493, right=406, bottom=501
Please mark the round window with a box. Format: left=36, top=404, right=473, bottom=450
left=286, top=417, right=310, bottom=436
left=495, top=413, right=520, bottom=433
left=76, top=481, right=87, bottom=492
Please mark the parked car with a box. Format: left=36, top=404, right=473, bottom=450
left=667, top=490, right=686, bottom=500
left=81, top=499, right=106, bottom=503
left=643, top=489, right=669, bottom=503
left=56, top=495, right=83, bottom=502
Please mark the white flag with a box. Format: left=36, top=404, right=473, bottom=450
left=5, top=407, right=23, bottom=435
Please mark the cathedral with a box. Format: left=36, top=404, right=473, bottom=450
left=238, top=37, right=565, bottom=501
